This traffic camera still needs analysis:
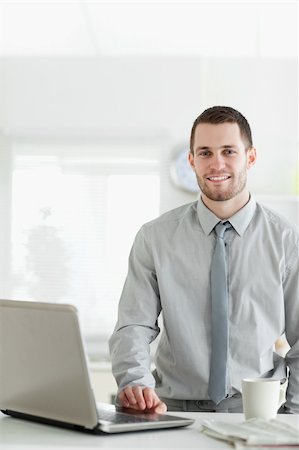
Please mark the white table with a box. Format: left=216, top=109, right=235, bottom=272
left=0, top=411, right=298, bottom=450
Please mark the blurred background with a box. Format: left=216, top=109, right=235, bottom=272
left=0, top=1, right=298, bottom=399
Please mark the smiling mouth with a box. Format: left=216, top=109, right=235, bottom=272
left=206, top=175, right=231, bottom=182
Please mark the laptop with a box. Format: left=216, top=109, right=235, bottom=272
left=0, top=299, right=194, bottom=433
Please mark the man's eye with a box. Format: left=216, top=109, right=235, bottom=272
left=224, top=149, right=235, bottom=155
left=198, top=151, right=211, bottom=157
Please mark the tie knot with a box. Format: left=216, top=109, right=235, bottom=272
left=214, top=221, right=231, bottom=239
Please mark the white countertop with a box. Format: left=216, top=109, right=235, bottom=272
left=0, top=411, right=298, bottom=450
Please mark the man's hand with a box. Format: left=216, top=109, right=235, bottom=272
left=118, top=386, right=167, bottom=414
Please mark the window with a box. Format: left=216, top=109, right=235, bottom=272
left=9, top=140, right=160, bottom=360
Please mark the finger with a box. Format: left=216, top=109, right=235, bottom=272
left=143, top=387, right=154, bottom=409
left=123, top=387, right=138, bottom=406
left=154, top=401, right=167, bottom=414
left=148, top=390, right=167, bottom=414
left=118, top=391, right=130, bottom=408
left=131, top=386, right=146, bottom=409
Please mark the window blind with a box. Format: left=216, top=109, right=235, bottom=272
left=9, top=141, right=160, bottom=359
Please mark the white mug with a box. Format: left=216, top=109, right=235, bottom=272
left=242, top=378, right=285, bottom=420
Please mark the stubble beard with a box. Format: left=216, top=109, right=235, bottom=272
left=196, top=165, right=248, bottom=202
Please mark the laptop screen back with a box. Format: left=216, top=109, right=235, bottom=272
left=0, top=300, right=98, bottom=429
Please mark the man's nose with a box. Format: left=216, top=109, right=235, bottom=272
left=209, top=154, right=226, bottom=170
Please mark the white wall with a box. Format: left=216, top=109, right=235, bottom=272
left=0, top=55, right=297, bottom=211
left=201, top=58, right=298, bottom=197
left=0, top=57, right=203, bottom=138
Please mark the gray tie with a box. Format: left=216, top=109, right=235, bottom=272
left=208, top=221, right=231, bottom=405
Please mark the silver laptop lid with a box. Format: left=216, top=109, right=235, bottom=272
left=0, top=299, right=98, bottom=429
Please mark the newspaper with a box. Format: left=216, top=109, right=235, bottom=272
left=199, top=418, right=299, bottom=449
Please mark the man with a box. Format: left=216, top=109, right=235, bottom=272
left=109, top=106, right=299, bottom=414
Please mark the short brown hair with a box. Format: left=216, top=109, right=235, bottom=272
left=190, top=106, right=253, bottom=153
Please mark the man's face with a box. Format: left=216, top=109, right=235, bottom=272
left=189, top=122, right=256, bottom=202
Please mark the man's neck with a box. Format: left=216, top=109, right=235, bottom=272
left=201, top=190, right=251, bottom=220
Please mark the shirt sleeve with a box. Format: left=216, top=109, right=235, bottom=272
left=108, top=225, right=161, bottom=395
left=284, top=241, right=299, bottom=413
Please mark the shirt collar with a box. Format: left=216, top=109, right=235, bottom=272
left=197, top=195, right=257, bottom=237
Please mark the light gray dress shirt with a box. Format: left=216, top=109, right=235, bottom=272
left=109, top=196, right=299, bottom=413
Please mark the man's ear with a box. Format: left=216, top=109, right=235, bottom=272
left=247, top=147, right=257, bottom=169
left=188, top=151, right=195, bottom=170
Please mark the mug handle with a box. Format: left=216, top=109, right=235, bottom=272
left=278, top=380, right=287, bottom=408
